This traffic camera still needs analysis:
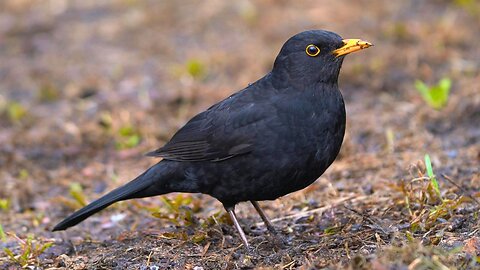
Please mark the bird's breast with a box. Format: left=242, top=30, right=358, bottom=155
left=262, top=88, right=346, bottom=188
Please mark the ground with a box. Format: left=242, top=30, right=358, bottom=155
left=0, top=0, right=479, bottom=269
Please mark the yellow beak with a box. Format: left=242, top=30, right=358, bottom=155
left=333, top=39, right=373, bottom=57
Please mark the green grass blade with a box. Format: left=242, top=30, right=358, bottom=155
left=414, top=78, right=451, bottom=110
left=38, top=242, right=54, bottom=255
left=414, top=80, right=429, bottom=98
left=425, top=154, right=441, bottom=199
left=3, top=248, right=19, bottom=264
left=439, top=78, right=451, bottom=93
left=0, top=224, right=6, bottom=242
left=69, top=183, right=87, bottom=207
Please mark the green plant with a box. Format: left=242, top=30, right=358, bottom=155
left=454, top=0, right=480, bottom=16
left=38, top=83, right=60, bottom=102
left=0, top=198, right=9, bottom=211
left=425, top=154, right=441, bottom=200
left=392, top=155, right=471, bottom=233
left=414, top=78, right=451, bottom=110
left=115, top=126, right=141, bottom=149
left=6, top=101, right=27, bottom=122
left=18, top=169, right=29, bottom=180
left=56, top=182, right=88, bottom=209
left=147, top=195, right=211, bottom=244
left=1, top=232, right=54, bottom=268
left=98, top=111, right=113, bottom=130
left=69, top=182, right=87, bottom=207
left=151, top=194, right=200, bottom=227
left=323, top=225, right=342, bottom=235
left=0, top=224, right=6, bottom=242
left=185, top=59, right=207, bottom=79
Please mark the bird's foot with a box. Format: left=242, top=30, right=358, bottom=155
left=265, top=223, right=278, bottom=235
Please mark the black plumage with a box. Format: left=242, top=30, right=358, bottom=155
left=53, top=30, right=372, bottom=247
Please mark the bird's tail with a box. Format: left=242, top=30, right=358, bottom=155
left=52, top=163, right=170, bottom=231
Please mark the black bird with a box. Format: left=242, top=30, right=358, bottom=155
left=53, top=30, right=372, bottom=247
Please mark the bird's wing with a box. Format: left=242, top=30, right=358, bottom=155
left=146, top=100, right=268, bottom=162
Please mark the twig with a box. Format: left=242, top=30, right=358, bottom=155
left=441, top=173, right=480, bottom=206
left=343, top=205, right=389, bottom=235
left=282, top=260, right=296, bottom=269
left=256, top=195, right=368, bottom=226
left=146, top=250, right=154, bottom=266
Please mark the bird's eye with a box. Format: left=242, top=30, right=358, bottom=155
left=305, top=44, right=320, bottom=57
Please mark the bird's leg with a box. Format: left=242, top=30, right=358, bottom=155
left=251, top=201, right=277, bottom=234
left=226, top=206, right=249, bottom=248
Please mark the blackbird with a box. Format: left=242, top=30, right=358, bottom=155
left=53, top=30, right=372, bottom=247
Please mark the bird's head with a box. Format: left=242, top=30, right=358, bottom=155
left=272, top=30, right=372, bottom=87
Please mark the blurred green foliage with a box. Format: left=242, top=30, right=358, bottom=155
left=152, top=195, right=199, bottom=227
left=145, top=195, right=234, bottom=244
left=186, top=59, right=207, bottom=80
left=414, top=78, right=451, bottom=110
left=0, top=199, right=10, bottom=211
left=38, top=84, right=60, bottom=102
left=98, top=111, right=113, bottom=130
left=2, top=233, right=54, bottom=268
left=6, top=102, right=27, bottom=123
left=116, top=126, right=141, bottom=149
left=0, top=224, right=6, bottom=242
left=237, top=0, right=258, bottom=24
left=454, top=0, right=480, bottom=16
left=424, top=154, right=441, bottom=200
left=324, top=226, right=341, bottom=235
left=18, top=169, right=29, bottom=180
left=69, top=183, right=87, bottom=207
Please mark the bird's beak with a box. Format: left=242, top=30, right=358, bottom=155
left=333, top=39, right=373, bottom=57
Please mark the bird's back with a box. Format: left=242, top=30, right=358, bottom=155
left=163, top=76, right=346, bottom=207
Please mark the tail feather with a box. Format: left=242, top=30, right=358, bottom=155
left=52, top=164, right=166, bottom=231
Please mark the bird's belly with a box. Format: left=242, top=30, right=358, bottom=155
left=204, top=126, right=344, bottom=206
left=192, top=96, right=346, bottom=206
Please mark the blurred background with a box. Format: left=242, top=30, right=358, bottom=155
left=0, top=0, right=479, bottom=269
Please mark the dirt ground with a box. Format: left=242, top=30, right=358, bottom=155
left=0, top=0, right=479, bottom=269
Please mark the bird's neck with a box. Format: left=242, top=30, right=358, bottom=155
left=268, top=70, right=339, bottom=92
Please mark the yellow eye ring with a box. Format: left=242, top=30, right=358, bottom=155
left=305, top=44, right=320, bottom=57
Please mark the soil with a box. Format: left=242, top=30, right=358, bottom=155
left=0, top=0, right=479, bottom=269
